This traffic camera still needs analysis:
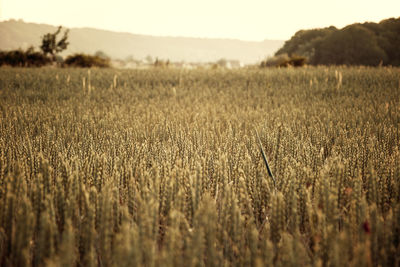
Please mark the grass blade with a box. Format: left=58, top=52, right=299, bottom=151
left=255, top=129, right=276, bottom=189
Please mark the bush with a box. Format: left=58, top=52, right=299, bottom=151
left=289, top=55, right=308, bottom=67
left=64, top=54, right=110, bottom=68
left=0, top=48, right=51, bottom=67
left=260, top=53, right=307, bottom=68
left=26, top=50, right=52, bottom=67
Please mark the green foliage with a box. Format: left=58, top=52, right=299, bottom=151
left=64, top=53, right=110, bottom=68
left=40, top=26, right=69, bottom=59
left=277, top=17, right=400, bottom=66
left=0, top=47, right=51, bottom=67
left=0, top=67, right=399, bottom=266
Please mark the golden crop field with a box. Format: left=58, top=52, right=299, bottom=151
left=0, top=67, right=399, bottom=266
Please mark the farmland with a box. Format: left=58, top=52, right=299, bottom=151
left=0, top=67, right=399, bottom=266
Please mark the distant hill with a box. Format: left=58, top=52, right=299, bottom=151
left=0, top=19, right=284, bottom=64
left=275, top=17, right=400, bottom=66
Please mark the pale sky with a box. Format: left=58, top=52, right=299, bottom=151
left=0, top=0, right=399, bottom=41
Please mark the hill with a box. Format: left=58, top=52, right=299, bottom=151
left=0, top=19, right=283, bottom=64
left=275, top=17, right=400, bottom=66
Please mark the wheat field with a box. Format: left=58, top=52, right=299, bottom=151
left=0, top=66, right=399, bottom=266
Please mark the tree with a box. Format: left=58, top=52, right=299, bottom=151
left=314, top=25, right=388, bottom=66
left=40, top=26, right=69, bottom=60
left=275, top=18, right=400, bottom=66
left=275, top=27, right=337, bottom=60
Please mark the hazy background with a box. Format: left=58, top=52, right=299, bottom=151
left=0, top=0, right=399, bottom=65
left=1, top=0, right=399, bottom=41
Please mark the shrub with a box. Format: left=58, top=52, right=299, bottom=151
left=260, top=53, right=307, bottom=68
left=289, top=55, right=307, bottom=67
left=25, top=50, right=52, bottom=67
left=0, top=47, right=51, bottom=67
left=64, top=54, right=110, bottom=68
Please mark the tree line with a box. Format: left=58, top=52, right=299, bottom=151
left=0, top=26, right=110, bottom=67
left=274, top=17, right=400, bottom=66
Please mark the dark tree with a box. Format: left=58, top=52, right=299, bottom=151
left=274, top=17, right=400, bottom=66
left=40, top=26, right=69, bottom=60
left=314, top=25, right=388, bottom=66
left=275, top=27, right=337, bottom=60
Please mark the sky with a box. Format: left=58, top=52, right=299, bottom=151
left=0, top=0, right=399, bottom=41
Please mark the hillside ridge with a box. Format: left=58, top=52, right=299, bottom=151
left=0, top=19, right=284, bottom=64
